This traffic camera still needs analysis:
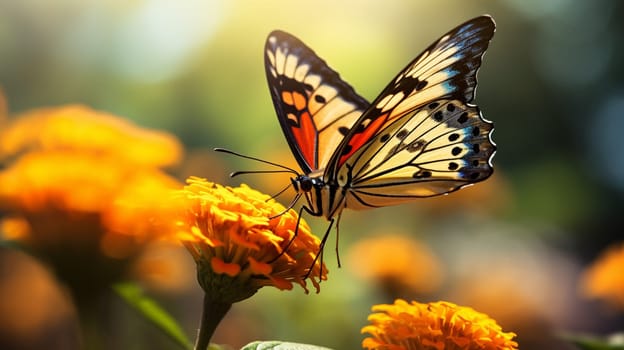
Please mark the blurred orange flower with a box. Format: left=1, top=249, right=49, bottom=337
left=420, top=172, right=512, bottom=216
left=362, top=299, right=518, bottom=350
left=0, top=104, right=182, bottom=167
left=347, top=234, right=443, bottom=297
left=173, top=177, right=326, bottom=303
left=0, top=249, right=77, bottom=349
left=580, top=242, right=624, bottom=309
left=0, top=104, right=183, bottom=295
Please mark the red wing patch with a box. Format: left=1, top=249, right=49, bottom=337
left=338, top=113, right=388, bottom=167
left=290, top=110, right=316, bottom=169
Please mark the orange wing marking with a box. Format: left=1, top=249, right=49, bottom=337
left=338, top=113, right=389, bottom=166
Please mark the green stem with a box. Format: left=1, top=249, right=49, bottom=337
left=73, top=290, right=106, bottom=350
left=194, top=294, right=231, bottom=350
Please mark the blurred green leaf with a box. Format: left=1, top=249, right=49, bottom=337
left=0, top=239, right=30, bottom=254
left=113, top=282, right=193, bottom=350
left=241, top=341, right=334, bottom=350
left=0, top=239, right=22, bottom=249
left=562, top=332, right=624, bottom=350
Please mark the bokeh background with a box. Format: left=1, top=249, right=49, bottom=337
left=1, top=0, right=623, bottom=349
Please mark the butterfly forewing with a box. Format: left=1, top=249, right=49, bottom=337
left=326, top=16, right=496, bottom=175
left=265, top=30, right=370, bottom=174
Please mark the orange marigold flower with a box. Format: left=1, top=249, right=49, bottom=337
left=362, top=299, right=518, bottom=350
left=347, top=234, right=443, bottom=296
left=0, top=104, right=182, bottom=167
left=0, top=152, right=182, bottom=286
left=580, top=242, right=624, bottom=309
left=173, top=177, right=326, bottom=303
left=0, top=104, right=184, bottom=294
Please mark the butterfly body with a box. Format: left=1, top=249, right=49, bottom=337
left=265, top=16, right=496, bottom=223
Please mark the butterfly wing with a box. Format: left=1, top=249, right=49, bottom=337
left=341, top=100, right=495, bottom=210
left=329, top=16, right=497, bottom=209
left=265, top=30, right=369, bottom=174
left=326, top=15, right=496, bottom=175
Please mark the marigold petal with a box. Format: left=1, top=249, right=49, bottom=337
left=210, top=257, right=241, bottom=277
left=188, top=226, right=224, bottom=247
left=268, top=276, right=294, bottom=291
left=248, top=257, right=272, bottom=275
left=229, top=230, right=261, bottom=250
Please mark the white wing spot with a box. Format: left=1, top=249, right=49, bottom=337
left=275, top=47, right=286, bottom=74
left=376, top=92, right=404, bottom=112
left=284, top=54, right=299, bottom=77
left=376, top=94, right=393, bottom=109
left=382, top=92, right=405, bottom=112
left=303, top=74, right=322, bottom=90
left=294, top=64, right=310, bottom=81
left=266, top=50, right=276, bottom=67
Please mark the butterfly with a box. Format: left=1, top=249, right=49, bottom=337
left=219, top=16, right=496, bottom=267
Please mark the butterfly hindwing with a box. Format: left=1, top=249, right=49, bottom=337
left=326, top=16, right=496, bottom=174
left=339, top=99, right=495, bottom=210
left=265, top=30, right=369, bottom=174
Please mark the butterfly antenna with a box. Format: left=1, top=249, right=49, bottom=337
left=266, top=182, right=293, bottom=202
left=269, top=192, right=302, bottom=219
left=214, top=148, right=299, bottom=175
left=230, top=169, right=295, bottom=177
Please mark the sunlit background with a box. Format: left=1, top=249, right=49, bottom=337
left=1, top=0, right=623, bottom=349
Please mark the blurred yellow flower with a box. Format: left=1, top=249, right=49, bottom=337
left=173, top=177, right=326, bottom=303
left=362, top=299, right=518, bottom=350
left=0, top=104, right=182, bottom=167
left=0, top=104, right=183, bottom=294
left=580, top=242, right=624, bottom=309
left=347, top=234, right=443, bottom=297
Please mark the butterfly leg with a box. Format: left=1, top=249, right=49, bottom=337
left=334, top=211, right=343, bottom=268
left=303, top=216, right=335, bottom=279
left=269, top=203, right=322, bottom=263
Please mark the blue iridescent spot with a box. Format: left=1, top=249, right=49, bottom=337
left=441, top=80, right=455, bottom=93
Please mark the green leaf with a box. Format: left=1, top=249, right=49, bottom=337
left=113, top=282, right=193, bottom=350
left=561, top=332, right=624, bottom=350
left=241, top=341, right=335, bottom=350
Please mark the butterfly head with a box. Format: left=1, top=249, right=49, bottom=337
left=291, top=174, right=323, bottom=193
